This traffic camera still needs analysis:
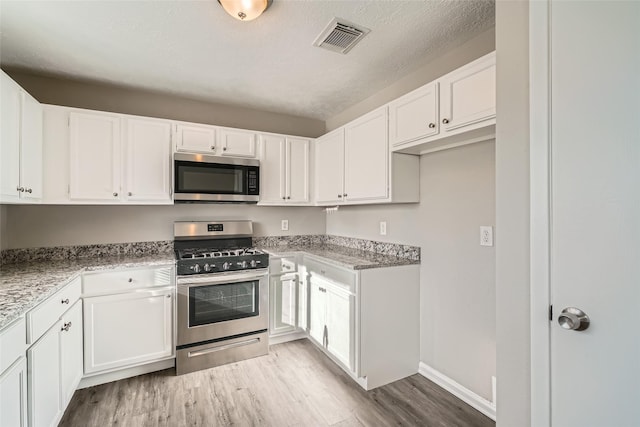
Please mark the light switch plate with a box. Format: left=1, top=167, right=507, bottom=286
left=281, top=220, right=289, bottom=231
left=480, top=226, right=493, bottom=246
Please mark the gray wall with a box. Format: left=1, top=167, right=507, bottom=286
left=326, top=28, right=495, bottom=131
left=3, top=204, right=325, bottom=249
left=495, top=0, right=530, bottom=425
left=0, top=205, right=7, bottom=250
left=326, top=141, right=496, bottom=401
left=4, top=70, right=326, bottom=138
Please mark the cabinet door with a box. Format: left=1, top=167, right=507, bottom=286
left=344, top=106, right=388, bottom=202
left=220, top=128, right=256, bottom=158
left=259, top=134, right=285, bottom=203
left=297, top=269, right=308, bottom=331
left=27, top=321, right=62, bottom=427
left=19, top=91, right=43, bottom=201
left=286, top=137, right=310, bottom=204
left=59, top=301, right=83, bottom=409
left=325, top=284, right=355, bottom=372
left=270, top=274, right=297, bottom=336
left=175, top=123, right=217, bottom=154
left=69, top=112, right=121, bottom=201
left=83, top=288, right=173, bottom=374
left=439, top=52, right=496, bottom=131
left=125, top=118, right=172, bottom=203
left=0, top=72, right=21, bottom=201
left=308, top=279, right=327, bottom=345
left=315, top=129, right=344, bottom=204
left=388, top=81, right=439, bottom=146
left=0, top=357, right=27, bottom=427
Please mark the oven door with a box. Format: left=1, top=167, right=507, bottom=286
left=177, top=269, right=268, bottom=346
left=174, top=153, right=259, bottom=202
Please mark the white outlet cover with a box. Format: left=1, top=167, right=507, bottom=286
left=379, top=221, right=387, bottom=235
left=480, top=226, right=493, bottom=246
left=281, top=220, right=289, bottom=231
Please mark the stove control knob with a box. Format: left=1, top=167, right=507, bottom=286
left=250, top=260, right=257, bottom=268
left=222, top=262, right=232, bottom=271
left=203, top=263, right=211, bottom=272
left=190, top=264, right=201, bottom=273
left=237, top=260, right=248, bottom=269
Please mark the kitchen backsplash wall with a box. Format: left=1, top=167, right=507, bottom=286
left=0, top=205, right=7, bottom=250
left=2, top=204, right=326, bottom=249
left=326, top=140, right=496, bottom=402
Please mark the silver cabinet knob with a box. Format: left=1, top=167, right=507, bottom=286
left=343, top=193, right=347, bottom=197
left=428, top=123, right=436, bottom=128
left=61, top=298, right=70, bottom=304
left=442, top=118, right=450, bottom=124
left=113, top=192, right=118, bottom=197
left=287, top=196, right=291, bottom=199
left=210, top=146, right=215, bottom=150
left=61, top=322, right=72, bottom=332
left=26, top=188, right=32, bottom=193
left=223, top=147, right=227, bottom=151
left=558, top=307, right=590, bottom=331
left=282, top=197, right=286, bottom=200
left=128, top=278, right=133, bottom=283
left=338, top=195, right=342, bottom=198
left=128, top=192, right=132, bottom=196
left=17, top=186, right=24, bottom=192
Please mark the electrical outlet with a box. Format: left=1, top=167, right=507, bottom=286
left=281, top=220, right=289, bottom=231
left=480, top=226, right=493, bottom=246
left=379, top=221, right=387, bottom=236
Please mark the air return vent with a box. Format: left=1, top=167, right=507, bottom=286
left=313, top=18, right=370, bottom=54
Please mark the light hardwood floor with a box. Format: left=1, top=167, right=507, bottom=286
left=60, top=339, right=495, bottom=427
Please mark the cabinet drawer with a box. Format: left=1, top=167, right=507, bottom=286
left=269, top=257, right=298, bottom=275
left=0, top=317, right=26, bottom=374
left=26, top=276, right=81, bottom=345
left=82, top=266, right=173, bottom=296
left=304, top=257, right=356, bottom=293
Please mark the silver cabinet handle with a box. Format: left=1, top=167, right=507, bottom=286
left=343, top=193, right=347, bottom=197
left=26, top=188, right=32, bottom=193
left=282, top=197, right=286, bottom=200
left=61, top=298, right=70, bottom=304
left=338, top=195, right=342, bottom=198
left=428, top=123, right=436, bottom=128
left=17, top=186, right=24, bottom=192
left=128, top=192, right=132, bottom=196
left=222, top=147, right=227, bottom=151
left=287, top=196, right=291, bottom=199
left=210, top=146, right=216, bottom=150
left=558, top=307, right=590, bottom=331
left=442, top=118, right=450, bottom=124
left=113, top=192, right=118, bottom=197
left=61, top=321, right=72, bottom=332
left=128, top=278, right=133, bottom=283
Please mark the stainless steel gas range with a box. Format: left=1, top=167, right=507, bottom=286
left=174, top=220, right=269, bottom=375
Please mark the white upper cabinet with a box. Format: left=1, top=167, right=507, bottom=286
left=219, top=128, right=257, bottom=158
left=389, top=81, right=439, bottom=146
left=259, top=134, right=310, bottom=205
left=125, top=118, right=172, bottom=203
left=315, top=107, right=419, bottom=206
left=390, top=51, right=496, bottom=154
left=174, top=123, right=217, bottom=154
left=69, top=111, right=121, bottom=202
left=439, top=51, right=496, bottom=131
left=0, top=71, right=43, bottom=203
left=344, top=107, right=388, bottom=202
left=315, top=128, right=345, bottom=205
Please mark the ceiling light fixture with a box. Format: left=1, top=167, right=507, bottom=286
left=218, top=0, right=272, bottom=21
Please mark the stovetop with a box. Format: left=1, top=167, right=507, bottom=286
left=177, top=247, right=266, bottom=260
left=174, top=246, right=269, bottom=276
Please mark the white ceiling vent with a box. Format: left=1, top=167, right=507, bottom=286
left=313, top=18, right=370, bottom=54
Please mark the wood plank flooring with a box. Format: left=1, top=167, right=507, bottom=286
left=60, top=339, right=494, bottom=427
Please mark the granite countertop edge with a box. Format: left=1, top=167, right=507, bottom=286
left=258, top=244, right=421, bottom=270
left=0, top=255, right=175, bottom=330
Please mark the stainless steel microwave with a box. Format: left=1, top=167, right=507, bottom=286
left=173, top=153, right=259, bottom=203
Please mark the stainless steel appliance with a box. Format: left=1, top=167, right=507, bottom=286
left=173, top=153, right=259, bottom=203
left=174, top=220, right=269, bottom=375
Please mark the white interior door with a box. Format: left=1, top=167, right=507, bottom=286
left=549, top=2, right=640, bottom=426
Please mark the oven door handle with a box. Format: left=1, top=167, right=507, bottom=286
left=177, top=269, right=268, bottom=287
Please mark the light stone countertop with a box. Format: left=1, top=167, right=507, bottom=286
left=0, top=254, right=175, bottom=330
left=258, top=244, right=420, bottom=271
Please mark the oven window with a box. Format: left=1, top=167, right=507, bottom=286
left=176, top=161, right=245, bottom=194
left=189, top=280, right=259, bottom=326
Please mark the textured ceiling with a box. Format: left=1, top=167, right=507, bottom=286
left=0, top=0, right=494, bottom=120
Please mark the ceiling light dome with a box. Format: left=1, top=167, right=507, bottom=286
left=218, top=0, right=272, bottom=21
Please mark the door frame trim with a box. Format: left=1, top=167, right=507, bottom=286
left=529, top=1, right=551, bottom=426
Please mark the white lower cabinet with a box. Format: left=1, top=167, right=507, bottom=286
left=269, top=274, right=298, bottom=336
left=59, top=301, right=83, bottom=407
left=83, top=288, right=173, bottom=374
left=0, top=357, right=27, bottom=427
left=308, top=275, right=355, bottom=372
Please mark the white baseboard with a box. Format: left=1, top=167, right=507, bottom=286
left=418, top=362, right=496, bottom=421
